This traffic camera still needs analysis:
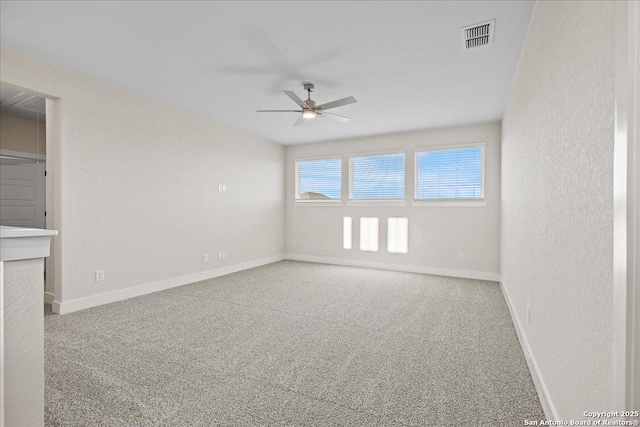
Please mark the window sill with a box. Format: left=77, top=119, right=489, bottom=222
left=347, top=200, right=407, bottom=207
left=294, top=200, right=343, bottom=207
left=412, top=200, right=487, bottom=207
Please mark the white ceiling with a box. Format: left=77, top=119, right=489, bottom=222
left=0, top=1, right=534, bottom=145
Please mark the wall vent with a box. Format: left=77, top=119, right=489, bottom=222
left=462, top=20, right=495, bottom=49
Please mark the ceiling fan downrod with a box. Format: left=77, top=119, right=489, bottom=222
left=303, top=83, right=316, bottom=110
left=303, top=83, right=316, bottom=109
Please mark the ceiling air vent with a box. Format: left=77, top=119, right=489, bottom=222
left=462, top=20, right=495, bottom=49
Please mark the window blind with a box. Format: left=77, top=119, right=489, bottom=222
left=296, top=158, right=341, bottom=200
left=415, top=146, right=484, bottom=200
left=349, top=153, right=405, bottom=200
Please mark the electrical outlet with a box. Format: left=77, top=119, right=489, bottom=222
left=95, top=270, right=105, bottom=282
left=222, top=184, right=227, bottom=192
left=222, top=251, right=226, bottom=259
left=218, top=183, right=223, bottom=192
left=203, top=254, right=208, bottom=262
left=458, top=253, right=464, bottom=262
left=527, top=305, right=531, bottom=324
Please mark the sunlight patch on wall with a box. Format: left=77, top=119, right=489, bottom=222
left=360, top=217, right=379, bottom=252
left=343, top=217, right=352, bottom=249
left=387, top=217, right=408, bottom=254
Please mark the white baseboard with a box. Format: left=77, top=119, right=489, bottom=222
left=44, top=291, right=54, bottom=305
left=499, top=280, right=558, bottom=421
left=52, top=254, right=284, bottom=315
left=284, top=253, right=500, bottom=282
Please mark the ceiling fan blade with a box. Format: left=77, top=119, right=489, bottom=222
left=316, top=96, right=357, bottom=111
left=256, top=110, right=302, bottom=113
left=283, top=90, right=309, bottom=108
left=293, top=115, right=305, bottom=127
left=317, top=111, right=351, bottom=123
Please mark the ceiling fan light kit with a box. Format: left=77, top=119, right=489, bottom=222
left=257, top=82, right=357, bottom=127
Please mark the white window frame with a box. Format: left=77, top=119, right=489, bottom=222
left=413, top=142, right=487, bottom=207
left=294, top=155, right=343, bottom=206
left=348, top=149, right=407, bottom=206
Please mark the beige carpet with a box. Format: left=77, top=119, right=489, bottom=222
left=44, top=260, right=544, bottom=426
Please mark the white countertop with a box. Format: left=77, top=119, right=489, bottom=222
left=0, top=226, right=58, bottom=261
left=0, top=226, right=58, bottom=239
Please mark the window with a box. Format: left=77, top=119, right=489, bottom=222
left=349, top=152, right=405, bottom=200
left=387, top=218, right=408, bottom=254
left=295, top=157, right=341, bottom=201
left=343, top=217, right=352, bottom=249
left=415, top=144, right=485, bottom=200
left=360, top=217, right=379, bottom=252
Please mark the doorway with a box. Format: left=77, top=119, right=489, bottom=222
left=0, top=85, right=50, bottom=303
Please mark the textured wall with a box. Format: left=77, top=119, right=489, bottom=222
left=0, top=112, right=46, bottom=155
left=2, top=258, right=45, bottom=426
left=501, top=1, right=615, bottom=418
left=286, top=122, right=501, bottom=276
left=0, top=48, right=285, bottom=304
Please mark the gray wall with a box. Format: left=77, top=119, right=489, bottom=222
left=0, top=47, right=285, bottom=309
left=501, top=1, right=615, bottom=419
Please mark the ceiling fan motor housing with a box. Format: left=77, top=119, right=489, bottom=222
left=305, top=99, right=316, bottom=109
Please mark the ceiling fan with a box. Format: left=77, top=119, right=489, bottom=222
left=257, top=83, right=357, bottom=127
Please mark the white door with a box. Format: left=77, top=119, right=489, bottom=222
left=0, top=160, right=46, bottom=229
